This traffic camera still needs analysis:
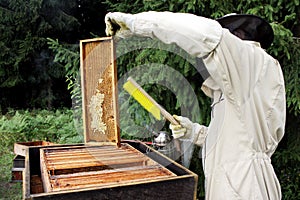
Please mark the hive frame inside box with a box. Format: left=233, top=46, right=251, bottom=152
left=23, top=37, right=198, bottom=199
left=24, top=141, right=198, bottom=199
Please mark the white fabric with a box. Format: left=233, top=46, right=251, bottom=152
left=105, top=11, right=286, bottom=200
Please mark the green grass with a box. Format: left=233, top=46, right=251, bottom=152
left=0, top=140, right=22, bottom=199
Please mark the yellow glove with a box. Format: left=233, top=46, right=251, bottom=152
left=105, top=12, right=134, bottom=38
left=169, top=115, right=208, bottom=146
left=169, top=115, right=193, bottom=139
left=169, top=123, right=186, bottom=139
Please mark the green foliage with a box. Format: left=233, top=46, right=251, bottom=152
left=0, top=109, right=82, bottom=198
left=46, top=38, right=83, bottom=131
left=273, top=148, right=300, bottom=199
left=47, top=38, right=81, bottom=101
left=0, top=109, right=83, bottom=146
left=271, top=113, right=300, bottom=199
left=0, top=0, right=46, bottom=87
left=281, top=39, right=300, bottom=116
left=0, top=0, right=102, bottom=111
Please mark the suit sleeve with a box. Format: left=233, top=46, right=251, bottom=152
left=130, top=11, right=223, bottom=57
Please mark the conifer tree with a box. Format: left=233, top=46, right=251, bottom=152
left=0, top=0, right=105, bottom=110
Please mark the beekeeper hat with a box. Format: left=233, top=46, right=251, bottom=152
left=216, top=13, right=274, bottom=49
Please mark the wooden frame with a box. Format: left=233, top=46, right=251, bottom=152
left=39, top=143, right=177, bottom=193
left=80, top=37, right=120, bottom=146
left=14, top=141, right=54, bottom=157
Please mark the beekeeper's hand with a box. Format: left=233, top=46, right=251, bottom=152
left=105, top=12, right=135, bottom=38
left=169, top=115, right=208, bottom=146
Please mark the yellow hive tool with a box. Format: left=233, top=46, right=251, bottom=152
left=123, top=77, right=179, bottom=125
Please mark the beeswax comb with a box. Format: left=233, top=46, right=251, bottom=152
left=123, top=77, right=179, bottom=125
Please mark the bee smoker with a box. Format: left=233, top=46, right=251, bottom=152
left=152, top=131, right=181, bottom=162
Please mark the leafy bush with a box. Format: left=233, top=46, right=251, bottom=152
left=273, top=148, right=300, bottom=200
left=0, top=109, right=83, bottom=148
left=0, top=109, right=83, bottom=199
left=272, top=114, right=300, bottom=200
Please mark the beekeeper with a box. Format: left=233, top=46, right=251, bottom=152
left=105, top=11, right=286, bottom=200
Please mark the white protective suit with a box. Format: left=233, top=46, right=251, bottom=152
left=105, top=11, right=286, bottom=200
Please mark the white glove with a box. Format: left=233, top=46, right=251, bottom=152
left=105, top=12, right=135, bottom=38
left=169, top=115, right=208, bottom=146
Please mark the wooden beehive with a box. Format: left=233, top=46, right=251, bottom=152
left=39, top=144, right=177, bottom=193
left=23, top=37, right=198, bottom=200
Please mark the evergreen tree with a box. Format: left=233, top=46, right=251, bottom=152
left=0, top=0, right=106, bottom=111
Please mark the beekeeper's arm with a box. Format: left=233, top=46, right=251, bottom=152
left=169, top=115, right=208, bottom=147
left=105, top=11, right=223, bottom=57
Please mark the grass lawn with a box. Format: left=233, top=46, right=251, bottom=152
left=0, top=146, right=22, bottom=200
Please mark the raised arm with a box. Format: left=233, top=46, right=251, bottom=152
left=105, top=11, right=223, bottom=57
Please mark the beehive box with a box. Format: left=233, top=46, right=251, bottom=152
left=14, top=141, right=54, bottom=157
left=12, top=141, right=55, bottom=183
left=23, top=37, right=198, bottom=200
left=11, top=155, right=25, bottom=182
